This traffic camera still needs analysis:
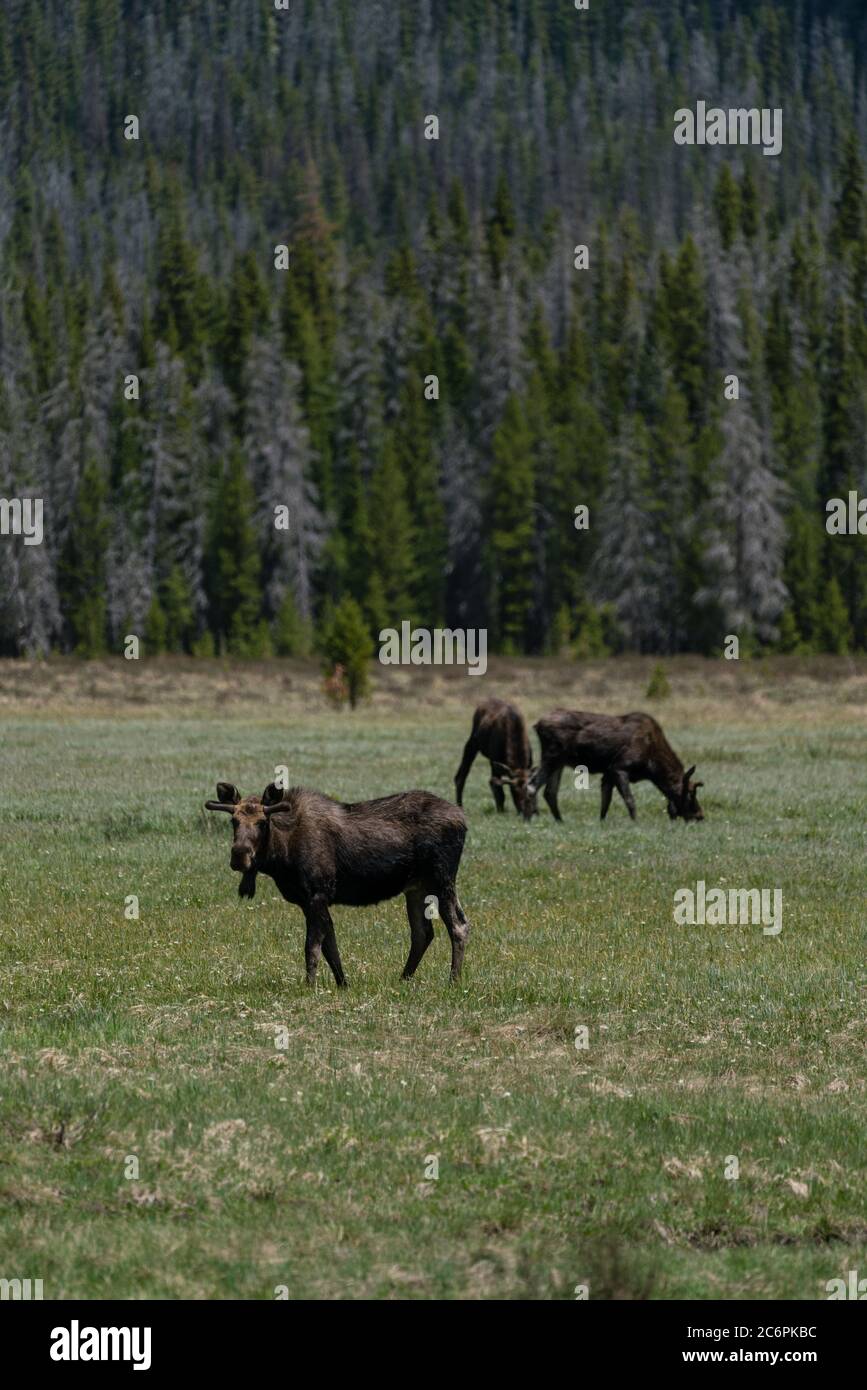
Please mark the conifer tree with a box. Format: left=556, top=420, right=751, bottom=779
left=244, top=335, right=324, bottom=628
left=487, top=172, right=516, bottom=282
left=323, top=595, right=373, bottom=708
left=367, top=437, right=417, bottom=629
left=817, top=576, right=853, bottom=653
left=206, top=450, right=262, bottom=656
left=593, top=414, right=664, bottom=652
left=2, top=0, right=867, bottom=660
left=58, top=459, right=109, bottom=656
left=154, top=181, right=203, bottom=375
left=831, top=132, right=865, bottom=257
left=490, top=395, right=535, bottom=652
left=658, top=237, right=710, bottom=429
left=392, top=369, right=446, bottom=626
left=162, top=565, right=195, bottom=652
left=740, top=166, right=760, bottom=240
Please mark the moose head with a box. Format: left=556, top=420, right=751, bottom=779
left=204, top=782, right=293, bottom=893
left=490, top=762, right=539, bottom=821
left=667, top=766, right=705, bottom=822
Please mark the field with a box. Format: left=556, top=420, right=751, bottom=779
left=0, top=655, right=865, bottom=1300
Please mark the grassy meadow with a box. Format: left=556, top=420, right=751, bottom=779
left=0, top=655, right=865, bottom=1300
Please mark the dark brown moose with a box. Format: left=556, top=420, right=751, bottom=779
left=204, top=782, right=470, bottom=986
left=454, top=697, right=538, bottom=820
left=530, top=710, right=704, bottom=823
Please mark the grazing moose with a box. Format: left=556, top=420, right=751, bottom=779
left=204, top=782, right=470, bottom=986
left=454, top=697, right=538, bottom=821
left=530, top=710, right=704, bottom=823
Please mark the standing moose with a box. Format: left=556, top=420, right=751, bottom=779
left=454, top=697, right=538, bottom=820
left=205, top=782, right=470, bottom=985
left=530, top=710, right=705, bottom=822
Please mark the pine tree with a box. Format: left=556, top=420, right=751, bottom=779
left=697, top=387, right=788, bottom=648
left=323, top=595, right=373, bottom=708
left=831, top=131, right=865, bottom=257
left=281, top=161, right=338, bottom=509
left=154, top=181, right=204, bottom=375
left=58, top=458, right=109, bottom=656
left=593, top=414, right=665, bottom=652
left=273, top=589, right=312, bottom=657
left=139, top=346, right=208, bottom=644
left=487, top=172, right=516, bottom=282
left=776, top=607, right=802, bottom=653
left=145, top=595, right=168, bottom=654
left=391, top=370, right=446, bottom=625
left=244, top=335, right=324, bottom=629
left=740, top=166, right=760, bottom=241
left=658, top=237, right=710, bottom=429
left=206, top=451, right=263, bottom=656
left=573, top=604, right=610, bottom=659
left=490, top=395, right=535, bottom=652
left=162, top=565, right=194, bottom=652
left=3, top=1, right=867, bottom=660
left=816, top=576, right=852, bottom=653
left=218, top=251, right=268, bottom=408
left=367, top=437, right=417, bottom=629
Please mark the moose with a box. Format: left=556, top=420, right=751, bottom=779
left=530, top=710, right=704, bottom=823
left=454, top=697, right=538, bottom=821
left=204, top=781, right=470, bottom=986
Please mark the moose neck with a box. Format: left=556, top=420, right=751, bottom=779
left=256, top=827, right=278, bottom=878
left=650, top=748, right=684, bottom=800
left=258, top=813, right=294, bottom=878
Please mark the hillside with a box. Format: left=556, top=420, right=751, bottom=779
left=1, top=0, right=866, bottom=658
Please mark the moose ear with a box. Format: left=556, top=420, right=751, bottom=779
left=205, top=781, right=239, bottom=812
left=261, top=782, right=284, bottom=806
left=683, top=766, right=696, bottom=785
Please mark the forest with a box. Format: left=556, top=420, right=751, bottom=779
left=1, top=0, right=866, bottom=659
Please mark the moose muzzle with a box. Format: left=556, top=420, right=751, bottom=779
left=230, top=845, right=254, bottom=872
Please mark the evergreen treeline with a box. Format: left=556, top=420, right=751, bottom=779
left=1, top=0, right=866, bottom=659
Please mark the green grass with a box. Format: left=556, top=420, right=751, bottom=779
left=0, top=659, right=865, bottom=1299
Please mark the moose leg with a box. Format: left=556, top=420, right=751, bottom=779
left=490, top=781, right=506, bottom=812
left=489, top=769, right=506, bottom=812
left=439, top=888, right=470, bottom=983
left=544, top=766, right=563, bottom=821
left=321, top=916, right=348, bottom=988
left=454, top=738, right=478, bottom=807
left=303, top=895, right=342, bottom=986
left=532, top=757, right=558, bottom=802
left=613, top=769, right=637, bottom=820
left=600, top=774, right=614, bottom=820
left=402, top=888, right=435, bottom=980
